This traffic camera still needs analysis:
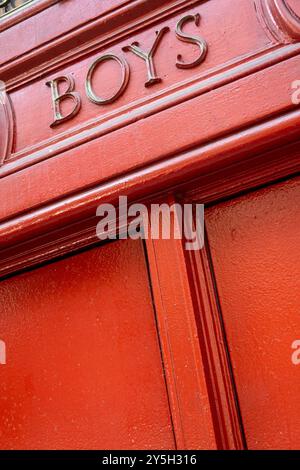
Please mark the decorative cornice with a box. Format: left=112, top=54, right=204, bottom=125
left=0, top=84, right=14, bottom=166
left=1, top=108, right=300, bottom=254
left=0, top=0, right=194, bottom=87
left=3, top=41, right=299, bottom=179
left=0, top=1, right=73, bottom=33
left=256, top=0, right=300, bottom=43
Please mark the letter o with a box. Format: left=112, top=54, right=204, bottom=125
left=86, top=54, right=130, bottom=105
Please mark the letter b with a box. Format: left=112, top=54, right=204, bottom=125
left=46, top=75, right=81, bottom=127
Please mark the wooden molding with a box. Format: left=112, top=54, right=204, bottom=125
left=2, top=0, right=300, bottom=181
left=0, top=43, right=282, bottom=176
left=4, top=41, right=298, bottom=179
left=256, top=0, right=300, bottom=43
left=184, top=243, right=246, bottom=449
left=1, top=106, right=300, bottom=256
left=0, top=85, right=14, bottom=166
left=0, top=0, right=60, bottom=33
left=0, top=138, right=297, bottom=449
left=1, top=49, right=300, bottom=226
left=0, top=0, right=299, bottom=450
left=0, top=202, right=219, bottom=449
left=145, top=199, right=218, bottom=449
left=0, top=0, right=197, bottom=84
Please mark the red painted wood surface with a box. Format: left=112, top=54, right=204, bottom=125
left=2, top=0, right=300, bottom=225
left=9, top=0, right=268, bottom=154
left=145, top=206, right=218, bottom=449
left=1, top=0, right=300, bottom=451
left=0, top=239, right=175, bottom=450
left=206, top=176, right=300, bottom=449
left=0, top=0, right=174, bottom=73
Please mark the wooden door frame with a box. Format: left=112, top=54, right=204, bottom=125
left=0, top=201, right=219, bottom=450
left=0, top=136, right=299, bottom=450
left=1, top=0, right=300, bottom=449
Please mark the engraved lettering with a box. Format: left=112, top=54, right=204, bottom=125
left=46, top=75, right=81, bottom=128
left=175, top=14, right=208, bottom=69
left=46, top=14, right=209, bottom=128
left=86, top=54, right=130, bottom=105
left=123, top=27, right=170, bottom=87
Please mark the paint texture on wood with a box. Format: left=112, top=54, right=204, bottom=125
left=0, top=239, right=175, bottom=450
left=206, top=177, right=300, bottom=450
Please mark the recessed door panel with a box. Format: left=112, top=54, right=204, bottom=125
left=206, top=177, right=300, bottom=449
left=0, top=239, right=175, bottom=450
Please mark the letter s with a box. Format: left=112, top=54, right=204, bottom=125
left=175, top=13, right=208, bottom=69
left=291, top=340, right=300, bottom=365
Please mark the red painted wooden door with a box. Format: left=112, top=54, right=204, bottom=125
left=206, top=176, right=300, bottom=449
left=0, top=238, right=175, bottom=450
